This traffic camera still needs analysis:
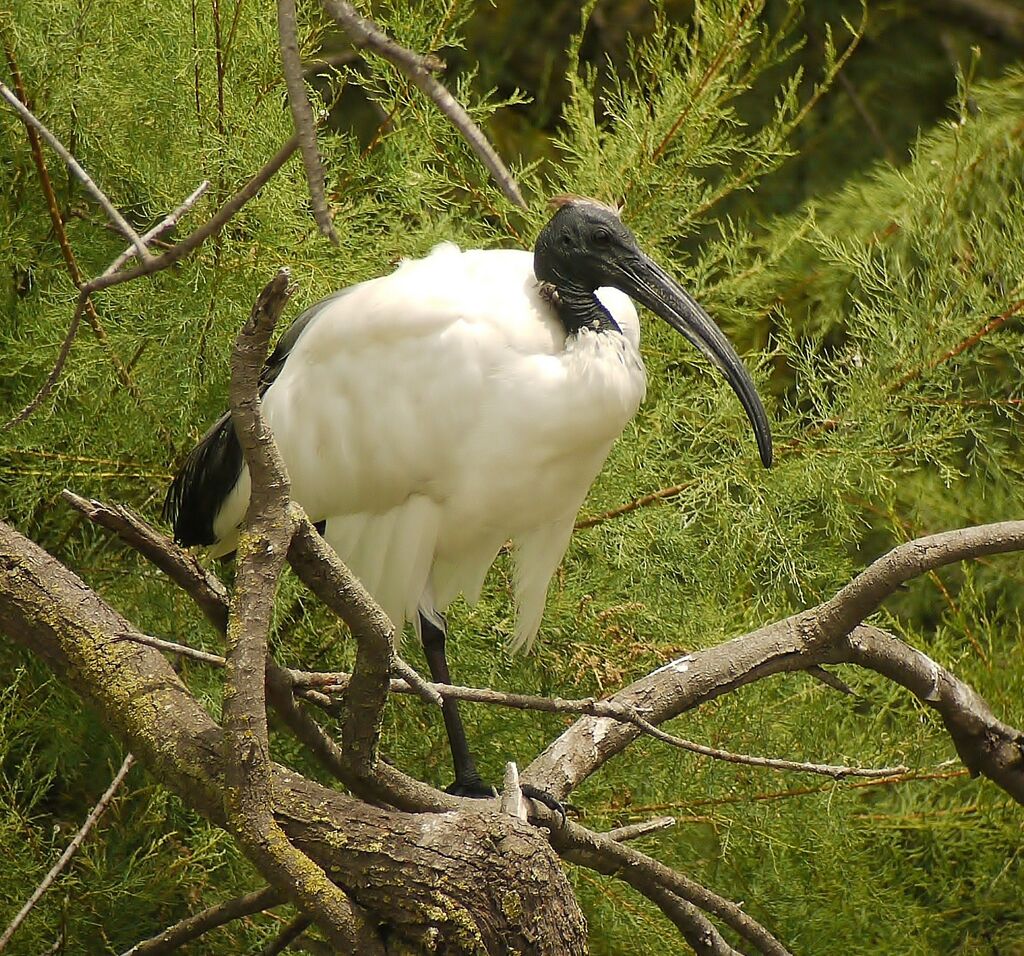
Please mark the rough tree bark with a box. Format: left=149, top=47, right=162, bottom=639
left=0, top=520, right=587, bottom=955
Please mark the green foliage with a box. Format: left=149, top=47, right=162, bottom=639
left=2, top=0, right=1023, bottom=952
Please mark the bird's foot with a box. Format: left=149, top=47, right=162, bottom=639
left=520, top=784, right=573, bottom=830
left=445, top=777, right=573, bottom=829
left=445, top=776, right=498, bottom=799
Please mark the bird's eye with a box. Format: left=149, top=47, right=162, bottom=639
left=592, top=228, right=611, bottom=246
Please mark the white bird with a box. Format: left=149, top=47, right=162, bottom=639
left=164, top=197, right=772, bottom=797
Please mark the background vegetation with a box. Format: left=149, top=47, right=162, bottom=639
left=2, top=0, right=1023, bottom=951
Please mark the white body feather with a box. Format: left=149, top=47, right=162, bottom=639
left=212, top=243, right=646, bottom=651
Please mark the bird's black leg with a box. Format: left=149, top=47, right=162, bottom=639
left=418, top=612, right=496, bottom=798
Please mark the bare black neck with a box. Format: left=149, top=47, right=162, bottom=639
left=546, top=282, right=621, bottom=336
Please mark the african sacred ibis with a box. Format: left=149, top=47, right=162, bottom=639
left=164, top=197, right=773, bottom=797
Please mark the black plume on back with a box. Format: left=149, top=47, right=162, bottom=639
left=162, top=287, right=355, bottom=546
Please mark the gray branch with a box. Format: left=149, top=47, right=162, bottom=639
left=120, top=886, right=284, bottom=956
left=0, top=753, right=136, bottom=952
left=321, top=0, right=527, bottom=209
left=0, top=82, right=151, bottom=262
left=277, top=0, right=338, bottom=244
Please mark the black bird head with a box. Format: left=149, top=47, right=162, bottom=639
left=534, top=197, right=773, bottom=468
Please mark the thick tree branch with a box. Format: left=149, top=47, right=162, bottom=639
left=0, top=521, right=587, bottom=953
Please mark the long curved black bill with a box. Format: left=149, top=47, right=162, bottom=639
left=617, top=255, right=773, bottom=468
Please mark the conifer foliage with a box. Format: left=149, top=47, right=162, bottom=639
left=1, top=1, right=1023, bottom=952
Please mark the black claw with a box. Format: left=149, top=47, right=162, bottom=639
left=520, top=784, right=572, bottom=829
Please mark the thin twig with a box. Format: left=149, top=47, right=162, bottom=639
left=0, top=82, right=150, bottom=262
left=262, top=913, right=314, bottom=955
left=3, top=292, right=86, bottom=431
left=84, top=135, right=299, bottom=296
left=121, top=886, right=284, bottom=955
left=605, top=817, right=676, bottom=842
left=278, top=0, right=338, bottom=244
left=321, top=0, right=526, bottom=209
left=104, top=180, right=211, bottom=275
left=0, top=753, right=136, bottom=952
left=2, top=46, right=174, bottom=442
left=120, top=629, right=900, bottom=779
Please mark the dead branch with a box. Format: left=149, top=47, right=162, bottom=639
left=277, top=0, right=338, bottom=244
left=104, top=180, right=211, bottom=275
left=321, top=0, right=527, bottom=209
left=0, top=753, right=136, bottom=952
left=120, top=886, right=284, bottom=956
left=524, top=523, right=1024, bottom=803
left=0, top=81, right=151, bottom=262
left=605, top=817, right=676, bottom=842
left=61, top=488, right=452, bottom=812
left=61, top=489, right=230, bottom=631
left=556, top=820, right=790, bottom=956
left=224, top=271, right=382, bottom=952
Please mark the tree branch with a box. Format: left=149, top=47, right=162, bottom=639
left=525, top=524, right=1024, bottom=803
left=0, top=753, right=136, bottom=953
left=121, top=886, right=284, bottom=956
left=277, top=0, right=338, bottom=244
left=222, top=272, right=383, bottom=953
left=556, top=820, right=790, bottom=956
left=0, top=81, right=151, bottom=262
left=321, top=0, right=527, bottom=209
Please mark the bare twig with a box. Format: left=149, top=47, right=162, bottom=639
left=84, top=135, right=299, bottom=297
left=605, top=817, right=676, bottom=842
left=263, top=913, right=314, bottom=955
left=277, top=0, right=338, bottom=244
left=321, top=0, right=527, bottom=209
left=104, top=180, right=211, bottom=275
left=0, top=82, right=150, bottom=262
left=3, top=293, right=86, bottom=431
left=120, top=886, right=284, bottom=956
left=60, top=490, right=230, bottom=632
left=557, top=820, right=790, bottom=956
left=0, top=753, right=136, bottom=952
left=1, top=46, right=175, bottom=440
left=115, top=627, right=904, bottom=780
left=111, top=631, right=226, bottom=666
